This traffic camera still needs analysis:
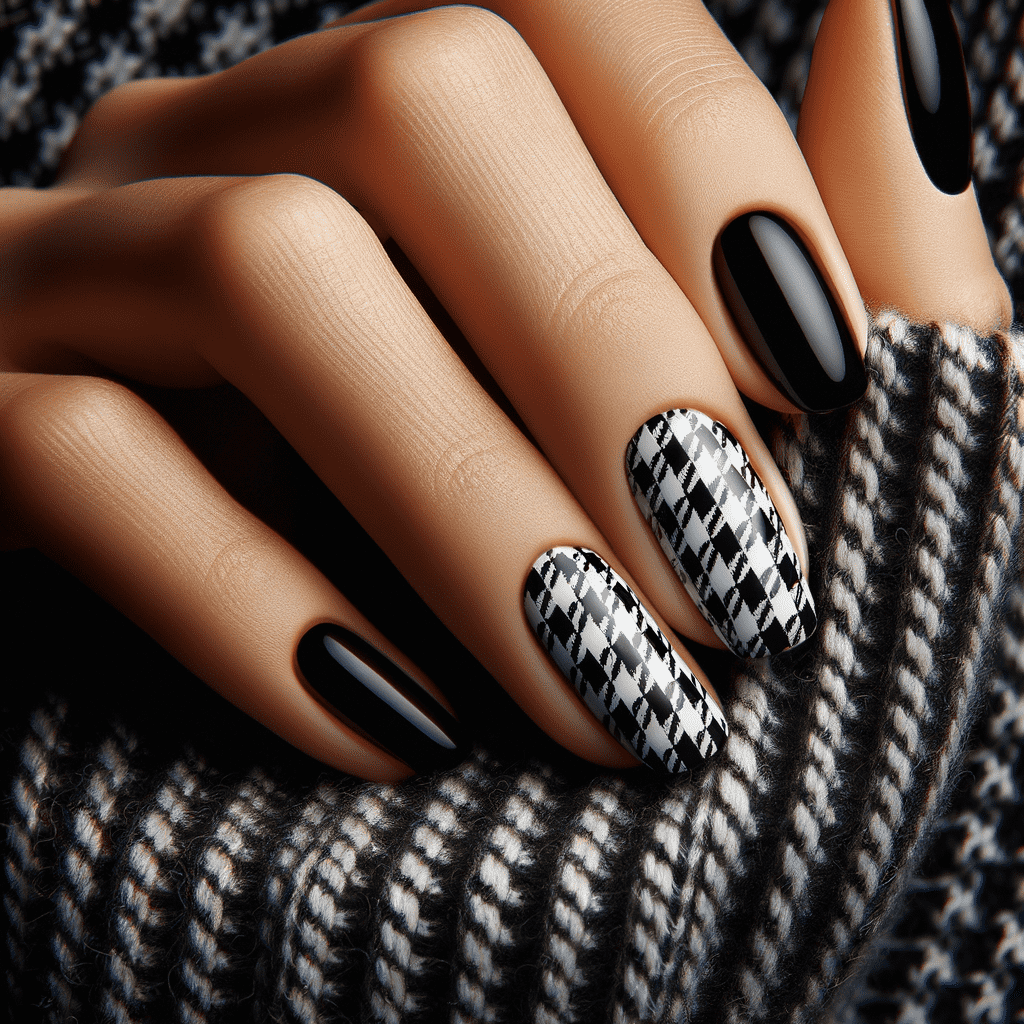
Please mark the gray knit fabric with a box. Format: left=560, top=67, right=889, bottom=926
left=3, top=1, right=1024, bottom=1022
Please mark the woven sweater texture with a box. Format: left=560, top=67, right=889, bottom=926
left=3, top=1, right=1024, bottom=1022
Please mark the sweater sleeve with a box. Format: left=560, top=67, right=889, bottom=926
left=3, top=319, right=1021, bottom=1024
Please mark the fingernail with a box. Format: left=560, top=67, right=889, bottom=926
left=524, top=546, right=728, bottom=773
left=626, top=409, right=817, bottom=658
left=713, top=211, right=867, bottom=412
left=891, top=0, right=972, bottom=195
left=296, top=623, right=467, bottom=773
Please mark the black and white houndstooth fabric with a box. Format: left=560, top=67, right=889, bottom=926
left=524, top=546, right=728, bottom=773
left=4, top=1, right=1024, bottom=1022
left=626, top=409, right=816, bottom=658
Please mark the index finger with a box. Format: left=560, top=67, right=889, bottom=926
left=336, top=0, right=870, bottom=415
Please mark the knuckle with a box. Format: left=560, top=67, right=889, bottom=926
left=184, top=174, right=375, bottom=349
left=191, top=174, right=333, bottom=250
left=645, top=56, right=771, bottom=142
left=78, top=79, right=133, bottom=128
left=190, top=174, right=369, bottom=267
left=430, top=429, right=527, bottom=509
left=344, top=5, right=526, bottom=126
left=0, top=375, right=142, bottom=477
left=545, top=252, right=656, bottom=341
left=201, top=529, right=274, bottom=595
left=71, top=78, right=157, bottom=155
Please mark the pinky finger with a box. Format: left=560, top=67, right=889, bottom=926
left=0, top=372, right=467, bottom=780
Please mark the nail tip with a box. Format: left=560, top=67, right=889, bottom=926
left=401, top=712, right=474, bottom=773
left=736, top=587, right=819, bottom=659
left=668, top=715, right=730, bottom=774
left=793, top=364, right=868, bottom=413
left=763, top=613, right=818, bottom=659
left=297, top=622, right=465, bottom=776
left=762, top=600, right=819, bottom=658
left=407, top=735, right=473, bottom=775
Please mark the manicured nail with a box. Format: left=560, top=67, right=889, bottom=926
left=524, top=546, right=728, bottom=773
left=296, top=623, right=467, bottom=773
left=713, top=211, right=867, bottom=412
left=891, top=0, right=972, bottom=195
left=626, top=409, right=817, bottom=659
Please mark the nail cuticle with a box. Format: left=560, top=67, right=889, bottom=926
left=625, top=409, right=817, bottom=659
left=524, top=545, right=728, bottom=773
left=713, top=212, right=867, bottom=413
left=296, top=623, right=467, bottom=774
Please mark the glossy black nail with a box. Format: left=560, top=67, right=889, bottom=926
left=296, top=623, right=466, bottom=773
left=891, top=0, right=972, bottom=195
left=714, top=212, right=867, bottom=413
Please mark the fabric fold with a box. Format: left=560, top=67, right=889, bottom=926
left=5, top=316, right=1021, bottom=1023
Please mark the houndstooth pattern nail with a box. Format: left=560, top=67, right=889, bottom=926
left=625, top=409, right=816, bottom=658
left=524, top=546, right=728, bottom=772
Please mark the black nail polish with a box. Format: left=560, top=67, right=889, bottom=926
left=891, top=0, right=972, bottom=195
left=296, top=623, right=467, bottom=773
left=713, top=212, right=867, bottom=413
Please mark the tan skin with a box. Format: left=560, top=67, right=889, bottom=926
left=0, top=0, right=1011, bottom=780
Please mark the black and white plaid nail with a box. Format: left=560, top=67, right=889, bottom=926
left=524, top=546, right=728, bottom=773
left=626, top=409, right=816, bottom=658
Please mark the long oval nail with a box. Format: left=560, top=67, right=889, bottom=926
left=714, top=212, right=867, bottom=412
left=890, top=0, right=972, bottom=195
left=524, top=546, right=728, bottom=773
left=626, top=409, right=816, bottom=658
left=296, top=623, right=467, bottom=773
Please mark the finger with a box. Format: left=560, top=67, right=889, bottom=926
left=328, top=7, right=818, bottom=655
left=797, top=0, right=1012, bottom=332
left=0, top=372, right=466, bottom=781
left=335, top=0, right=870, bottom=415
left=2, top=174, right=726, bottom=772
left=44, top=15, right=816, bottom=655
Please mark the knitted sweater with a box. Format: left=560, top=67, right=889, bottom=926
left=3, top=2, right=1024, bottom=1022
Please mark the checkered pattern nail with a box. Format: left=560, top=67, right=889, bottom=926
left=524, top=546, right=728, bottom=772
left=626, top=409, right=816, bottom=658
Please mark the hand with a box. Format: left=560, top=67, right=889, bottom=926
left=0, top=0, right=1009, bottom=780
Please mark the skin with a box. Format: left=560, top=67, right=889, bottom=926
left=0, top=0, right=1011, bottom=779
left=799, top=0, right=1013, bottom=328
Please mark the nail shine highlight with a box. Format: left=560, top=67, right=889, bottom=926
left=714, top=212, right=866, bottom=412
left=297, top=623, right=467, bottom=774
left=891, top=0, right=972, bottom=194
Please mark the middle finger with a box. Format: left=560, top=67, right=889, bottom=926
left=333, top=7, right=817, bottom=655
